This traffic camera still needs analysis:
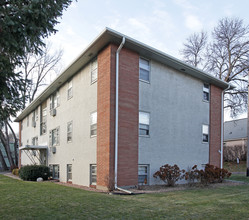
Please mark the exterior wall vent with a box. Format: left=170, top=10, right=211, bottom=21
left=52, top=147, right=56, bottom=154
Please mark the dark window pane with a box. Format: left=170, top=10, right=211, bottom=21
left=139, top=68, right=149, bottom=82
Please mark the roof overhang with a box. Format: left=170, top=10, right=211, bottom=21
left=15, top=27, right=233, bottom=122
left=19, top=145, right=48, bottom=151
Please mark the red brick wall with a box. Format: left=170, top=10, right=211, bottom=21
left=117, top=47, right=139, bottom=186
left=209, top=85, right=222, bottom=167
left=97, top=43, right=139, bottom=189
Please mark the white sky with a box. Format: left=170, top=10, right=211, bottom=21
left=13, top=0, right=249, bottom=132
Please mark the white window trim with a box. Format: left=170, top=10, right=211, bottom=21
left=67, top=80, right=73, bottom=100
left=90, top=111, right=97, bottom=138
left=90, top=164, right=97, bottom=185
left=202, top=124, right=209, bottom=143
left=67, top=164, right=72, bottom=182
left=91, top=58, right=98, bottom=84
left=139, top=57, right=151, bottom=83
left=138, top=164, right=149, bottom=185
left=67, top=121, right=73, bottom=143
left=49, top=127, right=60, bottom=147
left=139, top=111, right=150, bottom=137
left=203, top=83, right=210, bottom=102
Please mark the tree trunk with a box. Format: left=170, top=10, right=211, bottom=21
left=247, top=76, right=249, bottom=176
left=7, top=121, right=18, bottom=167
left=0, top=148, right=8, bottom=171
left=0, top=128, right=15, bottom=169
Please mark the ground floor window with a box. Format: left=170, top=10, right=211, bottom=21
left=138, top=164, right=149, bottom=185
left=67, top=164, right=72, bottom=182
left=90, top=164, right=97, bottom=185
left=49, top=164, right=60, bottom=179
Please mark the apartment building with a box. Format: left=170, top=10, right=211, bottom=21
left=15, top=28, right=231, bottom=190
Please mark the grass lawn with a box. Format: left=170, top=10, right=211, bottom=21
left=229, top=173, right=249, bottom=183
left=1, top=175, right=249, bottom=220
left=224, top=161, right=246, bottom=172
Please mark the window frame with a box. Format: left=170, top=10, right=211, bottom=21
left=67, top=80, right=73, bottom=100
left=40, top=102, right=47, bottom=135
left=203, top=83, right=210, bottom=102
left=90, top=164, right=97, bottom=185
left=49, top=127, right=60, bottom=147
left=139, top=57, right=150, bottom=83
left=67, top=121, right=73, bottom=143
left=202, top=124, right=209, bottom=143
left=90, top=111, right=97, bottom=137
left=139, top=111, right=150, bottom=137
left=49, top=164, right=60, bottom=180
left=50, top=91, right=60, bottom=110
left=67, top=164, right=72, bottom=182
left=138, top=164, right=149, bottom=185
left=91, top=58, right=98, bottom=84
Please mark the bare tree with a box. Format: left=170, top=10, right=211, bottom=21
left=20, top=43, right=63, bottom=108
left=180, top=31, right=207, bottom=68
left=180, top=17, right=249, bottom=116
left=0, top=43, right=63, bottom=171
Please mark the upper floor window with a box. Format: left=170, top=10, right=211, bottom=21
left=68, top=80, right=73, bottom=100
left=139, top=57, right=150, bottom=82
left=203, top=84, right=210, bottom=101
left=49, top=127, right=60, bottom=147
left=202, top=124, right=209, bottom=143
left=40, top=102, right=47, bottom=135
left=139, top=111, right=150, bottom=136
left=50, top=91, right=60, bottom=110
left=67, top=121, right=73, bottom=143
left=32, top=136, right=38, bottom=146
left=90, top=111, right=97, bottom=137
left=91, top=58, right=98, bottom=84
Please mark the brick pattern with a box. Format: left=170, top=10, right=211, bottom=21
left=209, top=85, right=222, bottom=167
left=97, top=44, right=139, bottom=189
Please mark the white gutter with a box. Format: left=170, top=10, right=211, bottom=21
left=114, top=37, right=125, bottom=190
left=220, top=84, right=230, bottom=168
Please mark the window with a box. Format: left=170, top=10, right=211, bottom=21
left=32, top=136, right=38, bottom=146
left=49, top=165, right=60, bottom=179
left=90, top=164, right=97, bottom=185
left=68, top=80, right=73, bottom=99
left=40, top=102, right=47, bottom=135
left=202, top=124, right=209, bottom=143
left=91, top=58, right=98, bottom=83
left=67, top=164, right=72, bottom=182
left=138, top=165, right=149, bottom=185
left=50, top=91, right=60, bottom=110
left=67, top=121, right=73, bottom=142
left=49, top=127, right=60, bottom=147
left=139, top=111, right=150, bottom=136
left=203, top=84, right=210, bottom=101
left=90, top=111, right=97, bottom=137
left=139, top=57, right=150, bottom=82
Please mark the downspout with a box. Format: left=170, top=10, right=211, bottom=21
left=220, top=84, right=230, bottom=168
left=114, top=37, right=125, bottom=189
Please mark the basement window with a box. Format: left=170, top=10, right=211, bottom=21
left=90, top=164, right=97, bottom=185
left=138, top=165, right=149, bottom=185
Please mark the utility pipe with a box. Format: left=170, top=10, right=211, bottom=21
left=220, top=84, right=230, bottom=168
left=114, top=37, right=125, bottom=189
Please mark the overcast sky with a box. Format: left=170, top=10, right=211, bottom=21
left=40, top=0, right=249, bottom=121
left=48, top=0, right=249, bottom=68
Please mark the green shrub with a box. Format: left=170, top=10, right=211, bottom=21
left=12, top=168, right=19, bottom=176
left=153, top=164, right=185, bottom=187
left=19, top=165, right=50, bottom=181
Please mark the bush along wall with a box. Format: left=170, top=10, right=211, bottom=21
left=19, top=165, right=50, bottom=181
